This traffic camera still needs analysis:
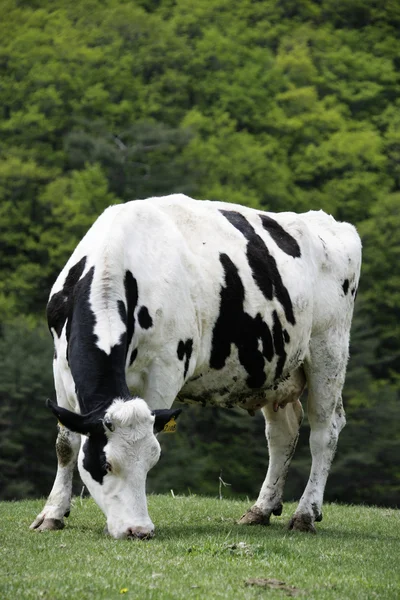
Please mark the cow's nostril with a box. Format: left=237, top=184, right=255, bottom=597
left=126, top=527, right=154, bottom=540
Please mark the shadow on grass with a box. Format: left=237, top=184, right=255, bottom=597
left=60, top=519, right=286, bottom=542
left=153, top=520, right=289, bottom=540
left=31, top=510, right=400, bottom=547
left=153, top=519, right=400, bottom=545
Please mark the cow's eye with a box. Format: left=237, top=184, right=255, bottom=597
left=105, top=461, right=112, bottom=473
left=103, top=418, right=114, bottom=432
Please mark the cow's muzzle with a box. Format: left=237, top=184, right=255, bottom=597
left=125, top=526, right=154, bottom=540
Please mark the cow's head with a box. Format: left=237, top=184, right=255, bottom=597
left=47, top=398, right=181, bottom=539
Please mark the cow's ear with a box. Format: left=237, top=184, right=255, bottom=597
left=152, top=408, right=182, bottom=434
left=46, top=399, right=102, bottom=436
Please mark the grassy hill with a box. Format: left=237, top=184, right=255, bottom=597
left=1, top=495, right=399, bottom=599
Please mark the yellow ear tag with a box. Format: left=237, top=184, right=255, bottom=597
left=163, top=417, right=177, bottom=433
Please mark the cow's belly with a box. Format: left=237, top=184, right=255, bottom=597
left=178, top=358, right=306, bottom=412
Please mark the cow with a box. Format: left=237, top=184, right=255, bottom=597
left=30, top=194, right=361, bottom=539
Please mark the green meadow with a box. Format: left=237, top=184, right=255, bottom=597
left=1, top=496, right=399, bottom=599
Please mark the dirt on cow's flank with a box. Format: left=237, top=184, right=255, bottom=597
left=0, top=496, right=399, bottom=600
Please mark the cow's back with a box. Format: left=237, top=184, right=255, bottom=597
left=49, top=195, right=361, bottom=411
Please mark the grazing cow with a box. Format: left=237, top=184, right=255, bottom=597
left=31, top=194, right=361, bottom=539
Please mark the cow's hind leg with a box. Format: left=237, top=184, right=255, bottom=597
left=289, top=332, right=348, bottom=533
left=30, top=425, right=80, bottom=531
left=239, top=399, right=303, bottom=526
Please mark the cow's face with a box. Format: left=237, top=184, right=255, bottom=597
left=79, top=399, right=161, bottom=539
left=47, top=398, right=180, bottom=539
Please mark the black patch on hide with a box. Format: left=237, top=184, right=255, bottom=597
left=82, top=432, right=108, bottom=485
left=130, top=348, right=138, bottom=366
left=177, top=339, right=193, bottom=378
left=220, top=210, right=295, bottom=325
left=138, top=306, right=153, bottom=329
left=124, top=270, right=138, bottom=357
left=260, top=214, right=301, bottom=258
left=272, top=310, right=287, bottom=380
left=47, top=256, right=87, bottom=337
left=210, top=253, right=275, bottom=388
left=66, top=266, right=130, bottom=414
left=342, top=279, right=349, bottom=295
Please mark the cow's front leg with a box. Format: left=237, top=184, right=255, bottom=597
left=239, top=399, right=303, bottom=526
left=30, top=425, right=80, bottom=531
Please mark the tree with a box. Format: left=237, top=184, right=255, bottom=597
left=0, top=320, right=59, bottom=500
left=358, top=193, right=400, bottom=379
left=63, top=120, right=196, bottom=201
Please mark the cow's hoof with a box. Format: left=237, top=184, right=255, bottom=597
left=272, top=503, right=283, bottom=516
left=30, top=516, right=64, bottom=532
left=30, top=514, right=45, bottom=529
left=315, top=512, right=323, bottom=522
left=238, top=506, right=270, bottom=526
left=288, top=514, right=316, bottom=534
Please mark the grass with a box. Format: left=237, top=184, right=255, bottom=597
left=0, top=496, right=399, bottom=599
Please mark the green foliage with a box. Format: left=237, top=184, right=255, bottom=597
left=1, top=498, right=400, bottom=599
left=63, top=120, right=196, bottom=201
left=0, top=0, right=399, bottom=506
left=332, top=384, right=400, bottom=506
left=358, top=194, right=400, bottom=376
left=148, top=406, right=268, bottom=498
left=0, top=320, right=56, bottom=499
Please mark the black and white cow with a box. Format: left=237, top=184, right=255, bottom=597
left=31, top=194, right=361, bottom=539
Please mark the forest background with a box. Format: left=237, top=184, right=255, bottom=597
left=0, top=0, right=399, bottom=507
